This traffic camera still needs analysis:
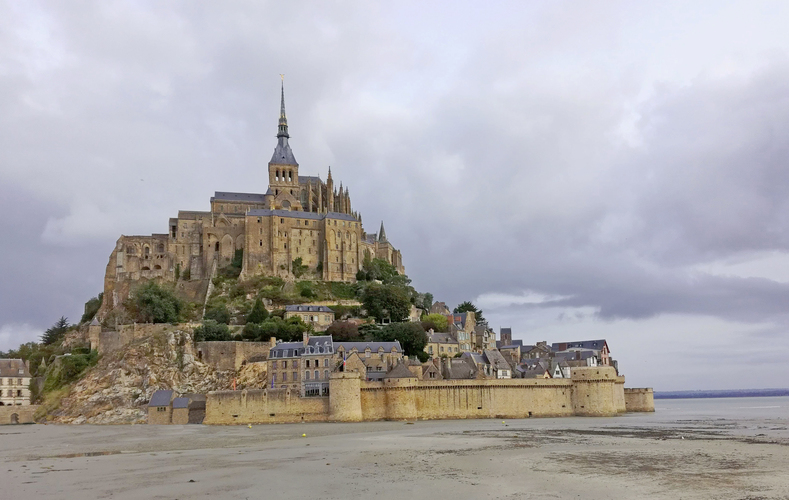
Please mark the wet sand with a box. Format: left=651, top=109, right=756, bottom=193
left=2, top=408, right=788, bottom=499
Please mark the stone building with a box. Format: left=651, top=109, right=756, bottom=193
left=284, top=305, right=335, bottom=331
left=425, top=331, right=460, bottom=358
left=99, top=81, right=404, bottom=317
left=267, top=335, right=335, bottom=396
left=0, top=359, right=31, bottom=406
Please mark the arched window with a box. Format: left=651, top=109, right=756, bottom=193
left=304, top=371, right=310, bottom=380
left=324, top=370, right=329, bottom=379
left=144, top=246, right=150, bottom=258
left=157, top=243, right=164, bottom=253
left=314, top=370, right=319, bottom=380
left=215, top=242, right=220, bottom=252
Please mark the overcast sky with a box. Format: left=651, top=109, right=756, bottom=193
left=2, top=1, right=789, bottom=391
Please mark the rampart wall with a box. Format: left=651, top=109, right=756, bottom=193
left=0, top=405, right=39, bottom=425
left=624, top=388, right=655, bottom=412
left=196, top=341, right=271, bottom=371
left=204, top=389, right=330, bottom=424
left=205, top=367, right=654, bottom=424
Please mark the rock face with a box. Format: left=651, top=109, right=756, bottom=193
left=47, top=329, right=238, bottom=424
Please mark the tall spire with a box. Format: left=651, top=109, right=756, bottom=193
left=270, top=76, right=297, bottom=165
left=379, top=221, right=387, bottom=242
left=277, top=76, right=289, bottom=139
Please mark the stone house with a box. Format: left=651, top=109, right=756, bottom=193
left=267, top=335, right=335, bottom=396
left=429, top=301, right=451, bottom=315
left=0, top=359, right=31, bottom=406
left=445, top=312, right=476, bottom=352
left=551, top=339, right=611, bottom=366
left=523, top=341, right=552, bottom=359
left=425, top=331, right=460, bottom=358
left=148, top=389, right=174, bottom=424
left=334, top=341, right=404, bottom=375
left=284, top=305, right=335, bottom=331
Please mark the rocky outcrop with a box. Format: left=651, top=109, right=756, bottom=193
left=45, top=328, right=237, bottom=424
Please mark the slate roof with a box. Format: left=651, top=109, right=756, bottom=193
left=269, top=342, right=305, bottom=358
left=286, top=305, right=334, bottom=313
left=551, top=339, right=608, bottom=351
left=0, top=359, right=30, bottom=378
left=270, top=137, right=298, bottom=165
left=172, top=398, right=190, bottom=409
left=429, top=332, right=458, bottom=344
left=384, top=363, right=417, bottom=379
left=148, top=390, right=174, bottom=407
left=298, top=175, right=321, bottom=184
left=445, top=358, right=477, bottom=379
left=212, top=192, right=268, bottom=203
left=483, top=350, right=511, bottom=371
left=335, top=341, right=403, bottom=353
left=247, top=209, right=358, bottom=222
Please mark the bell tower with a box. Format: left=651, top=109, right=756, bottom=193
left=268, top=77, right=301, bottom=210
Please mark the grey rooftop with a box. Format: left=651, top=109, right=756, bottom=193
left=148, top=389, right=174, bottom=407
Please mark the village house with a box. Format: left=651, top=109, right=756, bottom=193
left=0, top=359, right=31, bottom=406
left=425, top=331, right=460, bottom=358
left=284, top=305, right=335, bottom=331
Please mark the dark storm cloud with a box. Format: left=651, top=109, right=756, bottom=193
left=2, top=0, right=789, bottom=361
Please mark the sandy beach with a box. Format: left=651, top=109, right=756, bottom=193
left=3, top=398, right=788, bottom=499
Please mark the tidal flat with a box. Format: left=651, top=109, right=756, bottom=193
left=3, top=397, right=788, bottom=499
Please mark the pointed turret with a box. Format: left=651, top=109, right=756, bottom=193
left=270, top=77, right=298, bottom=166
left=379, top=221, right=387, bottom=242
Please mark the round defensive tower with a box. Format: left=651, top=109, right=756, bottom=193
left=329, top=371, right=363, bottom=422
left=571, top=366, right=619, bottom=417
left=383, top=364, right=418, bottom=420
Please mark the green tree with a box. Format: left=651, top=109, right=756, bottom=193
left=41, top=317, right=70, bottom=345
left=454, top=301, right=485, bottom=324
left=373, top=322, right=428, bottom=358
left=193, top=320, right=232, bottom=342
left=246, top=297, right=269, bottom=324
left=420, top=313, right=448, bottom=332
left=80, top=293, right=103, bottom=324
left=292, top=257, right=308, bottom=278
left=325, top=320, right=363, bottom=341
left=416, top=292, right=434, bottom=312
left=362, top=283, right=412, bottom=323
left=242, top=316, right=310, bottom=342
left=204, top=303, right=231, bottom=324
left=133, top=281, right=182, bottom=323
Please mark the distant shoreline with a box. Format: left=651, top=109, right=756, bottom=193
left=654, top=388, right=789, bottom=399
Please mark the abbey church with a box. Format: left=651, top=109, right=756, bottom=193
left=100, top=82, right=403, bottom=312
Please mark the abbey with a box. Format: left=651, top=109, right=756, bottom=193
left=100, top=82, right=403, bottom=313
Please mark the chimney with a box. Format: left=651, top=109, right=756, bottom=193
left=303, top=332, right=309, bottom=346
left=270, top=337, right=277, bottom=349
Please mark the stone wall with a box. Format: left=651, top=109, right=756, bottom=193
left=624, top=388, right=655, bottom=412
left=0, top=405, right=39, bottom=425
left=148, top=406, right=172, bottom=425
left=203, top=389, right=330, bottom=424
left=205, top=368, right=651, bottom=424
left=196, top=341, right=272, bottom=371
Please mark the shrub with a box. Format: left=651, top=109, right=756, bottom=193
left=292, top=257, right=308, bottom=278
left=80, top=294, right=103, bottom=324
left=133, top=281, right=182, bottom=323
left=43, top=351, right=99, bottom=392
left=421, top=313, right=448, bottom=332
left=193, top=320, right=232, bottom=342
left=297, top=281, right=317, bottom=299
left=204, top=303, right=231, bottom=325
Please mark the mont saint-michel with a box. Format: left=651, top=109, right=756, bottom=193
left=99, top=82, right=403, bottom=321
